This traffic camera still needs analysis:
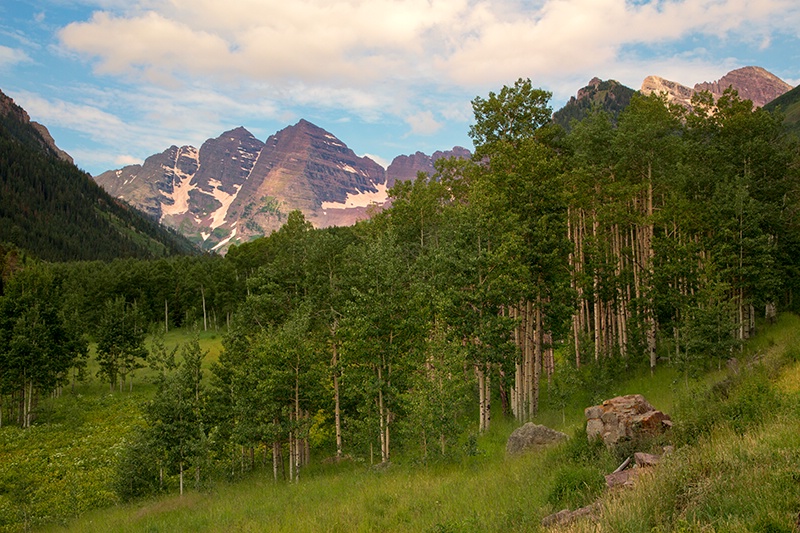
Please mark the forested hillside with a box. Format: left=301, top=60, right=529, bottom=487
left=1, top=79, right=799, bottom=531
left=552, top=78, right=635, bottom=131
left=0, top=90, right=198, bottom=262
left=764, top=84, right=800, bottom=136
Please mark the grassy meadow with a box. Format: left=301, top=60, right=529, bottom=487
left=3, top=316, right=800, bottom=532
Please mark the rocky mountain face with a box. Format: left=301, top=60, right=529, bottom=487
left=385, top=146, right=472, bottom=188
left=95, top=120, right=470, bottom=252
left=640, top=75, right=697, bottom=108
left=694, top=66, right=792, bottom=108
left=552, top=77, right=636, bottom=130
left=640, top=66, right=793, bottom=109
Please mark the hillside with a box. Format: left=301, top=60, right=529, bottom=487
left=764, top=84, right=800, bottom=136
left=0, top=90, right=198, bottom=262
left=552, top=77, right=636, bottom=131
left=23, top=315, right=800, bottom=533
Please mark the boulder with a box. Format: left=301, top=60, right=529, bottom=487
left=585, top=394, right=672, bottom=447
left=541, top=503, right=599, bottom=528
left=634, top=451, right=661, bottom=467
left=506, top=423, right=568, bottom=454
left=605, top=468, right=641, bottom=489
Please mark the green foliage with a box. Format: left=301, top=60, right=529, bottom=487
left=469, top=77, right=553, bottom=153
left=552, top=78, right=636, bottom=132
left=0, top=390, right=144, bottom=531
left=95, top=297, right=148, bottom=392
left=674, top=365, right=779, bottom=446
left=547, top=464, right=605, bottom=510
left=0, top=265, right=87, bottom=427
left=4, top=77, right=800, bottom=532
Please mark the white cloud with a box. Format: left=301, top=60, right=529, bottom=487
left=24, top=0, right=800, bottom=173
left=15, top=91, right=128, bottom=140
left=406, top=111, right=443, bottom=136
left=57, top=1, right=800, bottom=106
left=0, top=45, right=30, bottom=68
left=114, top=154, right=141, bottom=166
left=362, top=153, right=389, bottom=169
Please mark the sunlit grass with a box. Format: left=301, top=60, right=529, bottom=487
left=16, top=317, right=800, bottom=532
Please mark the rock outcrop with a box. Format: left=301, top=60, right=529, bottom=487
left=506, top=423, right=568, bottom=454
left=385, top=147, right=470, bottom=188
left=640, top=75, right=696, bottom=108
left=641, top=66, right=793, bottom=110
left=541, top=503, right=599, bottom=528
left=585, top=394, right=672, bottom=447
left=694, top=66, right=792, bottom=108
left=552, top=77, right=636, bottom=131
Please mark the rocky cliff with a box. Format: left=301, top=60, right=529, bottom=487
left=95, top=120, right=470, bottom=252
left=640, top=66, right=793, bottom=109
left=694, top=66, right=792, bottom=108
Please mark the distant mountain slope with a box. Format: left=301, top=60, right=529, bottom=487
left=95, top=120, right=470, bottom=252
left=641, top=66, right=793, bottom=109
left=0, top=89, right=198, bottom=262
left=764, top=84, right=800, bottom=136
left=552, top=78, right=636, bottom=131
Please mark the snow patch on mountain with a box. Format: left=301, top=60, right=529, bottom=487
left=160, top=147, right=199, bottom=222
left=211, top=227, right=237, bottom=252
left=321, top=182, right=388, bottom=209
left=207, top=183, right=243, bottom=230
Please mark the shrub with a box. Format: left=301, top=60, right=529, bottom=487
left=547, top=464, right=605, bottom=510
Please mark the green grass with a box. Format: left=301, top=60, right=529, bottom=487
left=8, top=317, right=800, bottom=532
left=0, top=327, right=223, bottom=532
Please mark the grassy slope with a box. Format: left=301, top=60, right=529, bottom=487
left=565, top=314, right=800, bottom=532
left=7, top=316, right=798, bottom=532
left=0, top=329, right=223, bottom=532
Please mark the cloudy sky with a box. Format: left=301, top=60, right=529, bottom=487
left=1, top=0, right=798, bottom=175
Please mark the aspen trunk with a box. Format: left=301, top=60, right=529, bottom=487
left=201, top=286, right=208, bottom=332
left=332, top=338, right=342, bottom=458
left=533, top=296, right=542, bottom=417
left=476, top=365, right=486, bottom=432
left=272, top=441, right=280, bottom=482
left=378, top=364, right=388, bottom=463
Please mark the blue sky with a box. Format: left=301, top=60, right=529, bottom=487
left=1, top=0, right=798, bottom=176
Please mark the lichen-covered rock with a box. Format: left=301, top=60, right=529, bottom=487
left=584, top=394, right=672, bottom=446
left=506, top=423, right=568, bottom=455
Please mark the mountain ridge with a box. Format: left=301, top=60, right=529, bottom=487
left=641, top=66, right=793, bottom=108
left=0, top=89, right=198, bottom=262
left=86, top=65, right=793, bottom=254
left=95, top=120, right=470, bottom=252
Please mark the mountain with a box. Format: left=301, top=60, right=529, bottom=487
left=640, top=75, right=697, bottom=108
left=95, top=120, right=470, bottom=252
left=385, top=147, right=472, bottom=188
left=0, top=89, right=198, bottom=262
left=552, top=77, right=636, bottom=131
left=641, top=66, right=793, bottom=109
left=763, top=84, right=800, bottom=136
